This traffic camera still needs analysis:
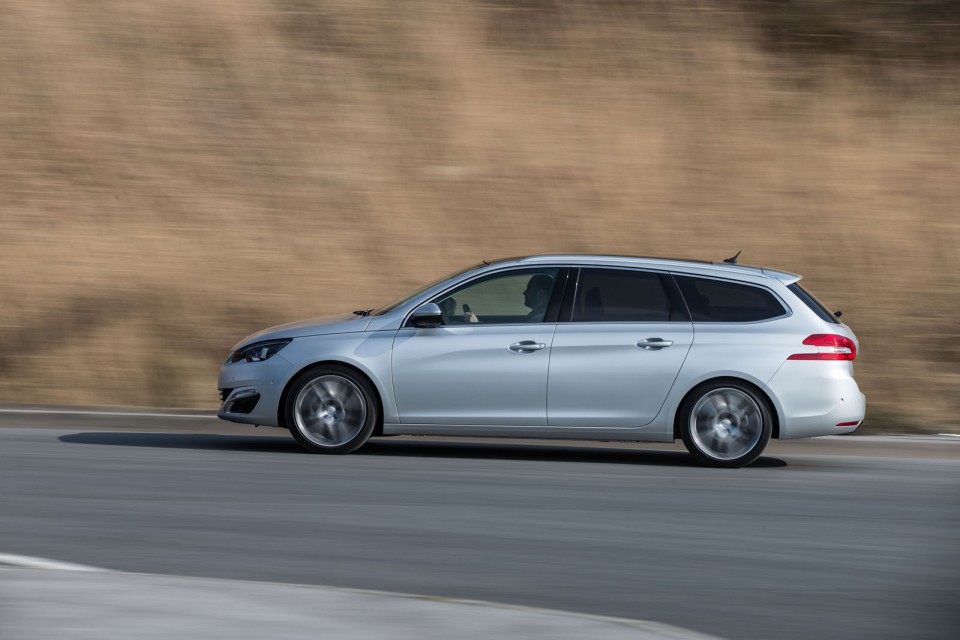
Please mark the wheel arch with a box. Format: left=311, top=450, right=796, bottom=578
left=277, top=360, right=385, bottom=437
left=672, top=376, right=780, bottom=440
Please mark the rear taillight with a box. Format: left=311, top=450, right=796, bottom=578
left=788, top=334, right=857, bottom=361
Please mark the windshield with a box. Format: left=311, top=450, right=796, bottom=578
left=371, top=263, right=485, bottom=316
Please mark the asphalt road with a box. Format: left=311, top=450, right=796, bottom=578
left=1, top=414, right=958, bottom=640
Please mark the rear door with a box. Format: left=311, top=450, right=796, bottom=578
left=547, top=267, right=693, bottom=428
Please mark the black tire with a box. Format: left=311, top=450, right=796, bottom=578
left=285, top=364, right=378, bottom=454
left=679, top=380, right=773, bottom=468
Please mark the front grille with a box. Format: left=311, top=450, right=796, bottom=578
left=219, top=388, right=233, bottom=403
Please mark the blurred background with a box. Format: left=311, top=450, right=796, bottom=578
left=0, top=0, right=956, bottom=430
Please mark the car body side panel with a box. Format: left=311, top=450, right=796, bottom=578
left=648, top=313, right=813, bottom=440
left=280, top=331, right=400, bottom=423
left=380, top=423, right=676, bottom=441
left=650, top=294, right=864, bottom=441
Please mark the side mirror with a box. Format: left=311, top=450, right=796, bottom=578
left=410, top=303, right=443, bottom=328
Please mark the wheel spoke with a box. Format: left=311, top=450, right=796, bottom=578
left=320, top=379, right=346, bottom=402
left=308, top=385, right=324, bottom=404
left=704, top=394, right=726, bottom=416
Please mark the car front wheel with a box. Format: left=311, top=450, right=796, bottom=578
left=680, top=381, right=772, bottom=468
left=285, top=365, right=378, bottom=454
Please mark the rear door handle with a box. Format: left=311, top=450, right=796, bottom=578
left=509, top=340, right=546, bottom=353
left=636, top=338, right=673, bottom=350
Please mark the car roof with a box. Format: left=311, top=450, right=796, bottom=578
left=491, top=254, right=801, bottom=284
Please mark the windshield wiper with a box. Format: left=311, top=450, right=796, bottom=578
left=352, top=309, right=373, bottom=316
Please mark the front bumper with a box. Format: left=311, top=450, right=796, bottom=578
left=216, top=355, right=291, bottom=427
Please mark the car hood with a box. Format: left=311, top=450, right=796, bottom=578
left=232, top=313, right=371, bottom=350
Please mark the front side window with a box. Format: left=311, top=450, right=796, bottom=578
left=433, top=268, right=561, bottom=325
left=674, top=275, right=787, bottom=322
left=572, top=269, right=673, bottom=322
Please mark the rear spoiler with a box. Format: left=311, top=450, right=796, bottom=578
left=761, top=268, right=801, bottom=285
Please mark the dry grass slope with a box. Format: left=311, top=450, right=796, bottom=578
left=0, top=1, right=957, bottom=429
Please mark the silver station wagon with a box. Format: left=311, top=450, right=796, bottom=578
left=218, top=255, right=865, bottom=467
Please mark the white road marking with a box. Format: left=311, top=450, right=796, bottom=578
left=3, top=566, right=721, bottom=639
left=0, top=556, right=718, bottom=637
left=0, top=408, right=216, bottom=419
left=0, top=553, right=107, bottom=572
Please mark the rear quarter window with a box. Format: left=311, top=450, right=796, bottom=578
left=674, top=275, right=787, bottom=322
left=787, top=283, right=840, bottom=324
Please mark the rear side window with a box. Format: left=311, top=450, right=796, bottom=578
left=674, top=275, right=786, bottom=322
left=788, top=283, right=840, bottom=324
left=573, top=269, right=675, bottom=322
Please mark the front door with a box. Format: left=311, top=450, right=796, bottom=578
left=392, top=267, right=565, bottom=426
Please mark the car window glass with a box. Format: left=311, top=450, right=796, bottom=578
left=674, top=275, right=786, bottom=322
left=434, top=269, right=560, bottom=325
left=787, top=283, right=839, bottom=324
left=572, top=269, right=671, bottom=322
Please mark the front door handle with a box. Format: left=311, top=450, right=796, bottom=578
left=509, top=340, right=546, bottom=353
left=636, top=338, right=673, bottom=350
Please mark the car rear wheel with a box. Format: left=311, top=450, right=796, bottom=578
left=286, top=365, right=378, bottom=454
left=680, top=381, right=772, bottom=468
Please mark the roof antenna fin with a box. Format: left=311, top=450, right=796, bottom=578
left=723, top=250, right=741, bottom=265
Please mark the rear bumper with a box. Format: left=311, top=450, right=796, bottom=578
left=765, top=361, right=866, bottom=439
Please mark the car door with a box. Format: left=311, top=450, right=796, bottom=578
left=392, top=267, right=567, bottom=426
left=547, top=267, right=693, bottom=428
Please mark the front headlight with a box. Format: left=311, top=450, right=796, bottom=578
left=229, top=339, right=292, bottom=364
